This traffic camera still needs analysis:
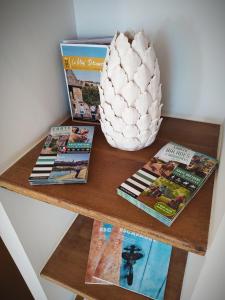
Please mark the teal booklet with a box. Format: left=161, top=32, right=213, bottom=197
left=117, top=142, right=218, bottom=226
left=29, top=126, right=94, bottom=185
left=87, top=220, right=172, bottom=299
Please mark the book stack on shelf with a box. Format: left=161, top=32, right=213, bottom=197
left=29, top=125, right=94, bottom=185
left=117, top=142, right=218, bottom=226
left=85, top=220, right=172, bottom=300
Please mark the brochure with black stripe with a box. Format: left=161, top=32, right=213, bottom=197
left=117, top=142, right=218, bottom=226
left=29, top=126, right=94, bottom=185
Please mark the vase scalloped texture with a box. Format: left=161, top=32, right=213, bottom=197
left=99, top=31, right=163, bottom=151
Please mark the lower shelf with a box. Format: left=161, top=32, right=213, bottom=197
left=41, top=215, right=187, bottom=300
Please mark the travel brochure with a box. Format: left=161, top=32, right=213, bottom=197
left=117, top=142, right=218, bottom=226
left=29, top=126, right=94, bottom=185
left=85, top=220, right=172, bottom=300
left=60, top=38, right=111, bottom=122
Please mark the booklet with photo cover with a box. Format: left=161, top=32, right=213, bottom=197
left=85, top=220, right=112, bottom=285
left=117, top=142, right=218, bottom=226
left=60, top=37, right=111, bottom=122
left=88, top=221, right=172, bottom=299
left=29, top=126, right=94, bottom=185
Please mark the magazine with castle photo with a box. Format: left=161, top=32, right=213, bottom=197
left=29, top=126, right=94, bottom=185
left=88, top=221, right=172, bottom=299
left=60, top=38, right=111, bottom=122
left=117, top=142, right=218, bottom=226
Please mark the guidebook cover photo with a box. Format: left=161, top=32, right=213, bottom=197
left=29, top=126, right=94, bottom=185
left=86, top=220, right=172, bottom=299
left=117, top=142, right=218, bottom=226
left=60, top=40, right=110, bottom=121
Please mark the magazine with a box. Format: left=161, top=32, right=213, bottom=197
left=85, top=220, right=112, bottom=285
left=117, top=142, right=218, bottom=226
left=60, top=37, right=111, bottom=122
left=29, top=126, right=94, bottom=185
left=88, top=221, right=172, bottom=299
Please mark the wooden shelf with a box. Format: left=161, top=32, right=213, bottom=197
left=41, top=215, right=188, bottom=300
left=0, top=117, right=220, bottom=255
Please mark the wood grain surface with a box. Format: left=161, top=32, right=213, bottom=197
left=0, top=117, right=220, bottom=254
left=41, top=215, right=187, bottom=300
left=75, top=295, right=85, bottom=300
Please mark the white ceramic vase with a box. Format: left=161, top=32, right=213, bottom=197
left=99, top=31, right=163, bottom=151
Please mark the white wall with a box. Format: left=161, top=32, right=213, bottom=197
left=0, top=1, right=77, bottom=299
left=0, top=0, right=76, bottom=173
left=0, top=195, right=76, bottom=300
left=74, top=0, right=225, bottom=124
left=73, top=1, right=225, bottom=299
left=191, top=210, right=225, bottom=300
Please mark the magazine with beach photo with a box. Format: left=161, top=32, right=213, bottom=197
left=60, top=38, right=111, bottom=122
left=117, top=142, right=218, bottom=226
left=49, top=153, right=90, bottom=183
left=29, top=125, right=94, bottom=185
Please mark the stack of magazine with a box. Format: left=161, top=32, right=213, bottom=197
left=29, top=125, right=94, bottom=185
left=85, top=220, right=172, bottom=300
left=117, top=142, right=218, bottom=226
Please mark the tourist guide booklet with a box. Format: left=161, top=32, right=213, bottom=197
left=29, top=126, right=94, bottom=185
left=117, top=142, right=218, bottom=226
left=85, top=220, right=112, bottom=285
left=60, top=37, right=111, bottom=122
left=85, top=220, right=172, bottom=299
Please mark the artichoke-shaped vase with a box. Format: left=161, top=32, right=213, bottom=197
left=99, top=31, right=163, bottom=151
